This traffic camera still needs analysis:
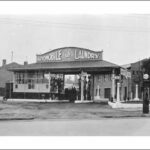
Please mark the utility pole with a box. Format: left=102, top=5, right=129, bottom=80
left=10, top=51, right=13, bottom=99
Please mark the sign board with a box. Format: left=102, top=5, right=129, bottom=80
left=115, top=76, right=120, bottom=80
left=121, top=69, right=131, bottom=78
left=36, top=47, right=103, bottom=63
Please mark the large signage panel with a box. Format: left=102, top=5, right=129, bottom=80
left=36, top=47, right=103, bottom=63
left=121, top=68, right=131, bottom=78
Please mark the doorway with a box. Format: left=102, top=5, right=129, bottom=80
left=104, top=88, right=111, bottom=100
left=64, top=75, right=79, bottom=102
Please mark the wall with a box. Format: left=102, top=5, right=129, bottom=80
left=120, top=75, right=131, bottom=100
left=94, top=71, right=131, bottom=101
left=131, top=60, right=143, bottom=99
left=13, top=83, right=50, bottom=93
left=94, top=74, right=112, bottom=99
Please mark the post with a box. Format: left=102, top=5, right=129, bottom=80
left=111, top=69, right=115, bottom=102
left=116, top=82, right=120, bottom=103
left=49, top=72, right=51, bottom=100
left=10, top=51, right=14, bottom=99
left=134, top=84, right=139, bottom=101
left=94, top=85, right=101, bottom=100
left=142, top=91, right=144, bottom=102
left=131, top=92, right=133, bottom=100
left=142, top=73, right=150, bottom=114
left=143, top=87, right=149, bottom=114
left=148, top=87, right=150, bottom=100
left=81, top=71, right=84, bottom=102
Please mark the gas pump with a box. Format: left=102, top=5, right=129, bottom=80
left=143, top=74, right=150, bottom=114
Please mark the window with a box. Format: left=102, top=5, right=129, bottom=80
left=15, top=73, right=25, bottom=84
left=28, top=79, right=35, bottom=89
left=15, top=84, right=18, bottom=89
left=28, top=84, right=32, bottom=89
left=46, top=84, right=49, bottom=89
left=110, top=74, right=112, bottom=81
left=132, top=71, right=135, bottom=75
left=104, top=74, right=107, bottom=81
left=31, top=84, right=35, bottom=89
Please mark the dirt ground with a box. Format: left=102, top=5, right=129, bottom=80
left=0, top=101, right=149, bottom=120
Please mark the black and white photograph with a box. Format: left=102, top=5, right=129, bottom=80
left=0, top=1, right=150, bottom=149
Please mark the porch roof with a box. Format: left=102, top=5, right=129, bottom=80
left=8, top=60, right=120, bottom=73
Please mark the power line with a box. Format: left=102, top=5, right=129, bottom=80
left=0, top=17, right=150, bottom=33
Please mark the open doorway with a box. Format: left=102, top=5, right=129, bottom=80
left=64, top=75, right=80, bottom=102
left=49, top=73, right=93, bottom=102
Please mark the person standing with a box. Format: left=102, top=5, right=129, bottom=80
left=84, top=76, right=87, bottom=100
left=87, top=76, right=91, bottom=100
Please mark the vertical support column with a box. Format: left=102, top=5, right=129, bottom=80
left=141, top=91, right=144, bottom=101
left=49, top=72, right=51, bottom=88
left=94, top=85, right=101, bottom=100
left=148, top=87, right=150, bottom=100
left=81, top=71, right=84, bottom=102
left=116, top=82, right=120, bottom=103
left=92, top=74, right=94, bottom=101
left=127, top=77, right=129, bottom=100
left=134, top=84, right=139, bottom=101
left=49, top=72, right=51, bottom=100
left=12, top=72, right=15, bottom=93
left=131, top=92, right=133, bottom=100
left=111, top=69, right=115, bottom=102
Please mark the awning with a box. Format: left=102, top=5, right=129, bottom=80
left=8, top=60, right=120, bottom=73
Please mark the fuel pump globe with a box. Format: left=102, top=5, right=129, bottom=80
left=143, top=74, right=149, bottom=80
left=143, top=74, right=150, bottom=114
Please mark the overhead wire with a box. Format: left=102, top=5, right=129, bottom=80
left=0, top=17, right=149, bottom=33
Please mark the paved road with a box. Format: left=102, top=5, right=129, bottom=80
left=0, top=118, right=150, bottom=136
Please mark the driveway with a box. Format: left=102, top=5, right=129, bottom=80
left=0, top=118, right=150, bottom=136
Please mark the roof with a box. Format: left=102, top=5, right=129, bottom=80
left=0, top=62, right=21, bottom=70
left=9, top=60, right=120, bottom=72
left=37, top=46, right=102, bottom=56
left=0, top=69, right=13, bottom=87
left=0, top=62, right=22, bottom=87
left=121, top=64, right=131, bottom=69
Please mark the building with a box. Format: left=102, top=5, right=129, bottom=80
left=122, top=58, right=150, bottom=101
left=0, top=59, right=22, bottom=97
left=130, top=58, right=149, bottom=100
left=9, top=47, right=122, bottom=102
left=120, top=66, right=132, bottom=101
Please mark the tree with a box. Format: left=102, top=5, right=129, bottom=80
left=142, top=58, right=150, bottom=114
left=142, top=58, right=150, bottom=75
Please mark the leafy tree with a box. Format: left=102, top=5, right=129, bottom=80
left=142, top=58, right=150, bottom=75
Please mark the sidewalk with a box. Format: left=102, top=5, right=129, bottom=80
left=108, top=101, right=144, bottom=109
left=6, top=98, right=69, bottom=103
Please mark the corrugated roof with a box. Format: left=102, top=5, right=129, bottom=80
left=9, top=60, right=120, bottom=71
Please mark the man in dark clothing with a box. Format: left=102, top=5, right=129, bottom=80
left=84, top=76, right=87, bottom=100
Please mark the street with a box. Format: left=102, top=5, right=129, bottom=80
left=0, top=118, right=150, bottom=136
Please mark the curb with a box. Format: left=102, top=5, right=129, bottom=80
left=0, top=117, right=35, bottom=121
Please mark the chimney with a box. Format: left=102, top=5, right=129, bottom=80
left=2, top=59, right=6, bottom=66
left=24, top=61, right=28, bottom=65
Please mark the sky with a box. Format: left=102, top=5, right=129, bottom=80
left=0, top=2, right=150, bottom=66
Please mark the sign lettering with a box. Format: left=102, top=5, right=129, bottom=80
left=37, top=47, right=102, bottom=63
